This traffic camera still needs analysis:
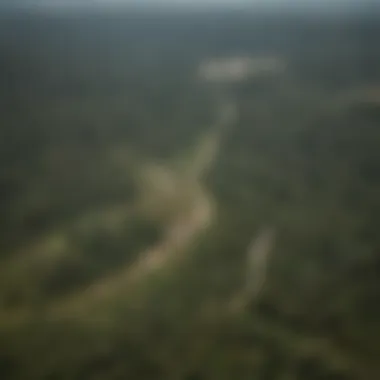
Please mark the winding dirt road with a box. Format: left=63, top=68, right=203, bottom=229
left=47, top=97, right=238, bottom=319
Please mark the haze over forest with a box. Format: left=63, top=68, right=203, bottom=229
left=0, top=1, right=380, bottom=380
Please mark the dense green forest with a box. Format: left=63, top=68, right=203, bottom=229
left=0, top=7, right=380, bottom=380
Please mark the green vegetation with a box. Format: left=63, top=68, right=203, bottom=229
left=0, top=8, right=380, bottom=380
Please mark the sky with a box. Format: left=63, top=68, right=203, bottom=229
left=1, top=0, right=377, bottom=11
left=0, top=0, right=372, bottom=5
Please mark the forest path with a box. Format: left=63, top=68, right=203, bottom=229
left=46, top=97, right=239, bottom=319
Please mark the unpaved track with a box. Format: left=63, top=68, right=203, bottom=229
left=47, top=98, right=238, bottom=319
left=49, top=189, right=213, bottom=318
